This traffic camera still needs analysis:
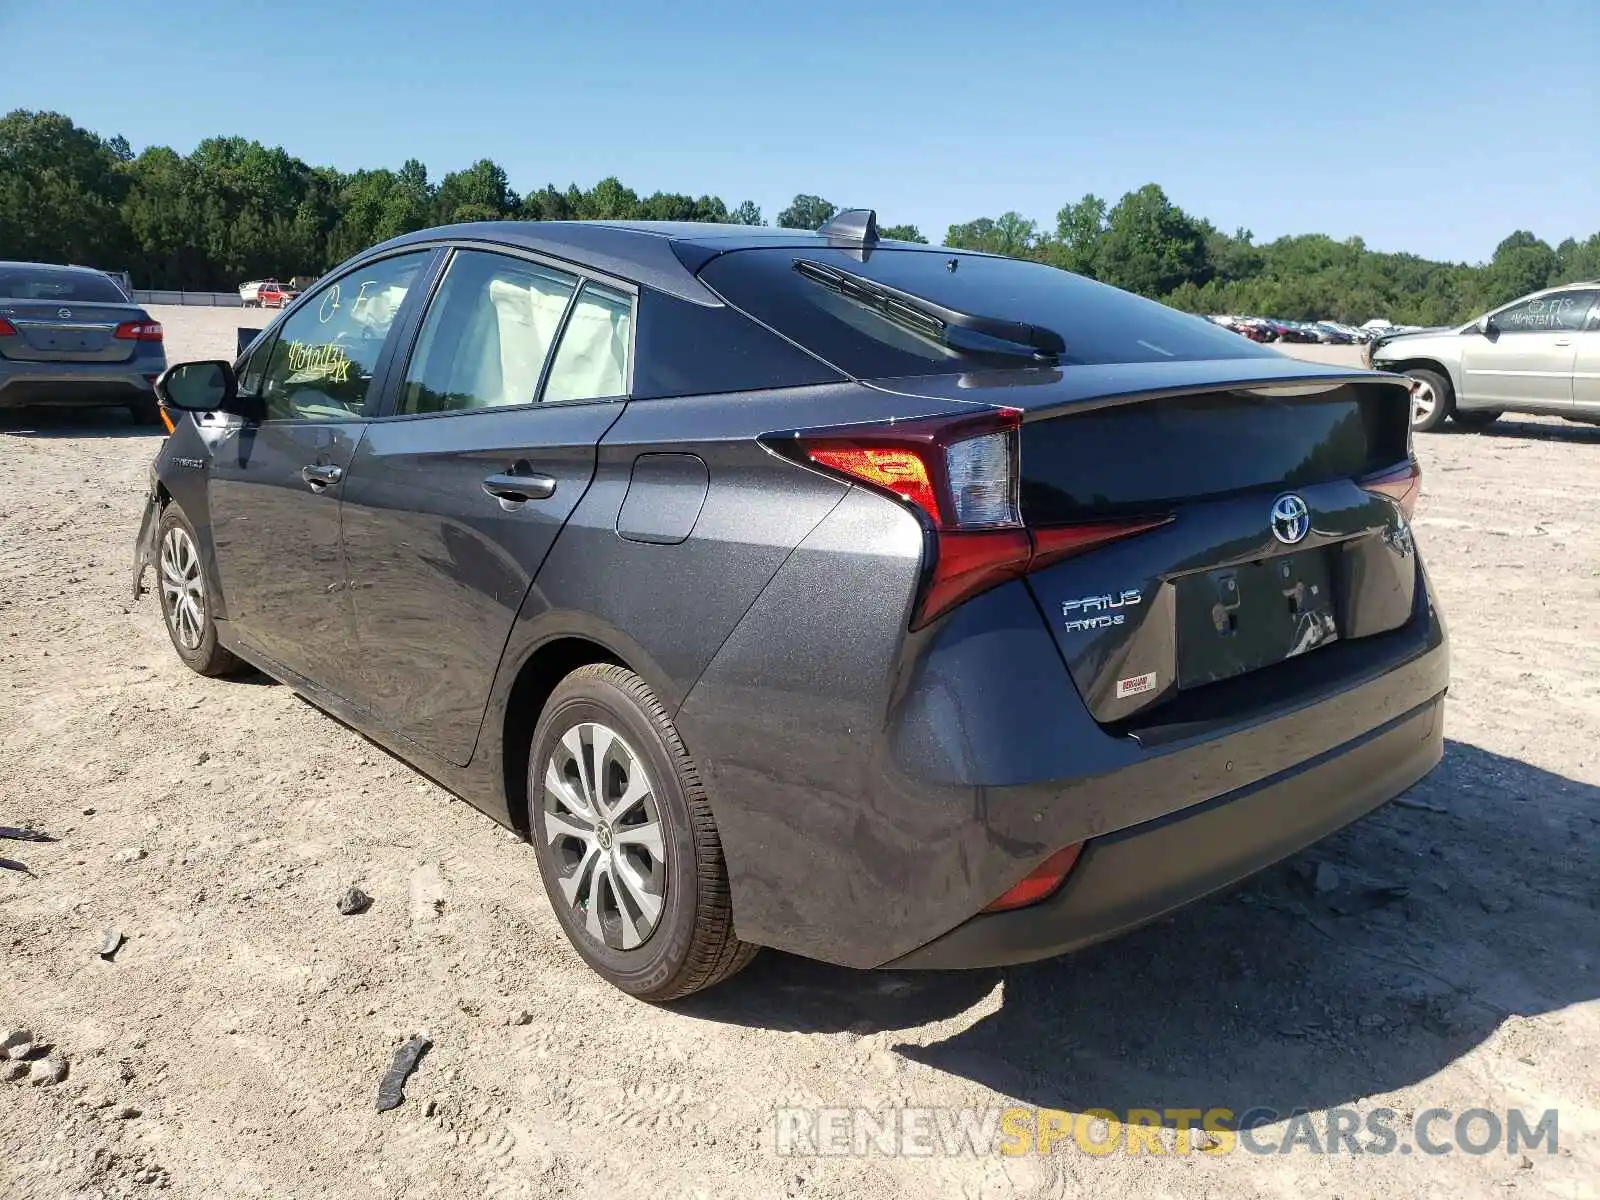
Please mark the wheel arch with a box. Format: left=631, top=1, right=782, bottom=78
left=499, top=633, right=633, bottom=835
left=1385, top=357, right=1459, bottom=398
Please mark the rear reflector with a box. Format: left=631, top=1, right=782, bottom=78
left=0, top=317, right=16, bottom=337
left=114, top=320, right=164, bottom=343
left=1360, top=459, right=1421, bottom=522
left=982, top=844, right=1083, bottom=913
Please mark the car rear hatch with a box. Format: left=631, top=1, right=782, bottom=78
left=869, top=360, right=1420, bottom=725
left=0, top=301, right=153, bottom=364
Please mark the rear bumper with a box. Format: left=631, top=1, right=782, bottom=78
left=0, top=365, right=161, bottom=408
left=885, top=691, right=1443, bottom=969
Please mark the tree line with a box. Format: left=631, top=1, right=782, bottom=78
left=3, top=109, right=1595, bottom=324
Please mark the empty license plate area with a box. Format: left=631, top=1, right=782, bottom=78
left=1174, top=550, right=1340, bottom=689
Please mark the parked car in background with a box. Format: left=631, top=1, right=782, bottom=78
left=134, top=213, right=1445, bottom=1001
left=240, top=279, right=300, bottom=308
left=1370, top=282, right=1600, bottom=430
left=1260, top=319, right=1316, bottom=343
left=238, top=279, right=276, bottom=306
left=1313, top=322, right=1356, bottom=344
left=257, top=282, right=299, bottom=308
left=0, top=260, right=167, bottom=424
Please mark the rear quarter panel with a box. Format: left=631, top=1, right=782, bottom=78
left=480, top=382, right=988, bottom=815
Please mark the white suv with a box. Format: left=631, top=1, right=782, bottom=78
left=1371, top=283, right=1600, bottom=431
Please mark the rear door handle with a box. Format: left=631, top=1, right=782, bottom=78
left=1554, top=339, right=1572, bottom=347
left=482, top=472, right=556, bottom=504
left=301, top=463, right=343, bottom=490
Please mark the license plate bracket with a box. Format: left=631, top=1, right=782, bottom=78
left=1174, top=550, right=1339, bottom=689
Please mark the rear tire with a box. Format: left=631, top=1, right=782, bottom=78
left=1404, top=367, right=1454, bottom=432
left=528, top=664, right=757, bottom=1001
left=155, top=505, right=244, bottom=678
left=129, top=396, right=162, bottom=426
left=1451, top=408, right=1502, bottom=429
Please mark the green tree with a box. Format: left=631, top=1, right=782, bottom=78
left=1048, top=193, right=1106, bottom=275
left=777, top=194, right=836, bottom=231
left=730, top=200, right=763, bottom=226
left=0, top=110, right=129, bottom=267
left=879, top=223, right=927, bottom=243
left=435, top=159, right=517, bottom=225
left=946, top=212, right=1037, bottom=256
left=1484, top=231, right=1557, bottom=306
left=1095, top=184, right=1210, bottom=297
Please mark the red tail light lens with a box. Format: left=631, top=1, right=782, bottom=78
left=1361, top=459, right=1421, bottom=522
left=808, top=447, right=942, bottom=521
left=791, top=411, right=1171, bottom=627
left=114, top=320, right=164, bottom=343
left=982, top=844, right=1083, bottom=913
left=0, top=317, right=17, bottom=337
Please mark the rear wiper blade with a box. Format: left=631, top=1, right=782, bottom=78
left=793, top=258, right=1065, bottom=360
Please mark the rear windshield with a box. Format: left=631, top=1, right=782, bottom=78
left=0, top=267, right=128, bottom=304
left=698, top=247, right=1274, bottom=378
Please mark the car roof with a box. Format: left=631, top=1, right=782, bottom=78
left=368, top=220, right=952, bottom=305
left=0, top=260, right=117, bottom=278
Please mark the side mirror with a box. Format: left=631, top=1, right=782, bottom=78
left=1474, top=314, right=1497, bottom=337
left=154, top=360, right=264, bottom=421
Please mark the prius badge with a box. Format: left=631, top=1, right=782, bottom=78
left=1062, top=589, right=1142, bottom=633
left=1271, top=494, right=1311, bottom=545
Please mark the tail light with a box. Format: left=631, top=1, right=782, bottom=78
left=0, top=317, right=17, bottom=336
left=982, top=844, right=1083, bottom=913
left=114, top=320, right=164, bottom=343
left=787, top=411, right=1171, bottom=628
left=1361, top=459, right=1421, bottom=522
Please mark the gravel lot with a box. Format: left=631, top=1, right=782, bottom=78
left=1, top=318, right=1596, bottom=1200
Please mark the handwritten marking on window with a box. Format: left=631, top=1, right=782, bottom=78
left=285, top=341, right=353, bottom=383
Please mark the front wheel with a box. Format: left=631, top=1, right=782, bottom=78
left=528, top=664, right=757, bottom=1001
left=1404, top=368, right=1454, bottom=432
left=155, top=505, right=243, bottom=677
left=1452, top=408, right=1502, bottom=429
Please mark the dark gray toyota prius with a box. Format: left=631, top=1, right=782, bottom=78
left=132, top=213, right=1447, bottom=1001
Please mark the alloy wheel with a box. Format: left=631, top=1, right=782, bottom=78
left=1409, top=378, right=1438, bottom=426
left=541, top=721, right=667, bottom=951
left=159, top=526, right=207, bottom=650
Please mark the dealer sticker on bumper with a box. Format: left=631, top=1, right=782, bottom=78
left=1116, top=671, right=1158, bottom=699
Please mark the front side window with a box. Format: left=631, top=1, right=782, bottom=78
left=399, top=251, right=579, bottom=416
left=1493, top=290, right=1597, bottom=334
left=258, top=252, right=429, bottom=421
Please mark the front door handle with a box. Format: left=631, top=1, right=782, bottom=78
left=301, top=463, right=343, bottom=490
left=1554, top=339, right=1572, bottom=347
left=482, top=472, right=556, bottom=505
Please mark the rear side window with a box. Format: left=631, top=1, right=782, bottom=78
left=399, top=251, right=579, bottom=415
left=542, top=282, right=632, bottom=403
left=698, top=248, right=1274, bottom=378
left=0, top=267, right=127, bottom=304
left=630, top=287, right=844, bottom=399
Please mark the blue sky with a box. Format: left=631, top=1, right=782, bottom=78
left=3, top=0, right=1594, bottom=262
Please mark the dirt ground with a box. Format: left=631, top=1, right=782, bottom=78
left=1, top=326, right=1596, bottom=1200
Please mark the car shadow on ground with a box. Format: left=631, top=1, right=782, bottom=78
left=0, top=407, right=165, bottom=439
left=681, top=738, right=1598, bottom=1122
left=1432, top=417, right=1600, bottom=444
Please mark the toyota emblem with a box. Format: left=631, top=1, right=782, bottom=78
left=58, top=308, right=72, bottom=319
left=1270, top=494, right=1311, bottom=544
